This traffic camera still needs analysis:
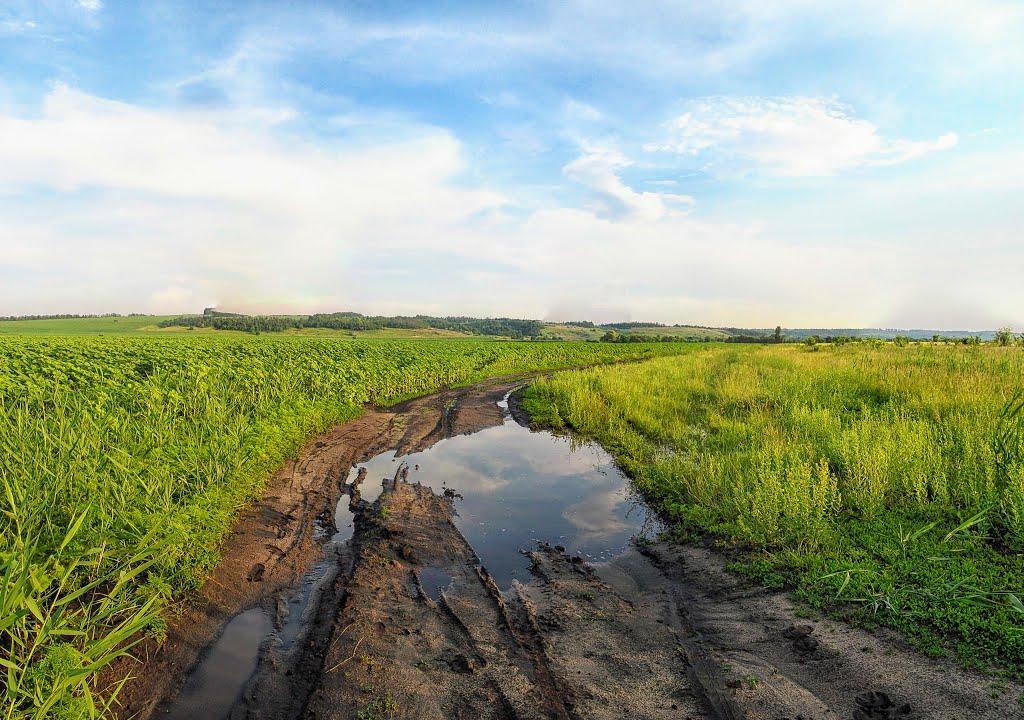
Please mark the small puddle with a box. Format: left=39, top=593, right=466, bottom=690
left=346, top=393, right=656, bottom=585
left=417, top=566, right=455, bottom=601
left=277, top=556, right=334, bottom=651
left=279, top=487, right=356, bottom=651
left=163, top=607, right=271, bottom=720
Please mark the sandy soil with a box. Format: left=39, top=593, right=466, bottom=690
left=111, top=380, right=1024, bottom=720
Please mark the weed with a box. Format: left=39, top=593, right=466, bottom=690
left=357, top=694, right=398, bottom=720
left=526, top=344, right=1024, bottom=676
left=1, top=336, right=692, bottom=717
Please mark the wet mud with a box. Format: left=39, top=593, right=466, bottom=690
left=113, top=379, right=1024, bottom=720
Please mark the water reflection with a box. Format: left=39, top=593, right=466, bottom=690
left=163, top=608, right=271, bottom=720
left=347, top=406, right=655, bottom=585
left=417, top=566, right=455, bottom=601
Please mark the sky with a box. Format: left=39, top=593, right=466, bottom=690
left=0, top=1, right=1022, bottom=328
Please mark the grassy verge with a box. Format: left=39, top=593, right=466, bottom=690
left=0, top=336, right=692, bottom=719
left=522, top=343, right=1024, bottom=676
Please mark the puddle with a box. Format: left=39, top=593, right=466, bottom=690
left=277, top=555, right=337, bottom=651
left=333, top=489, right=356, bottom=543
left=346, top=400, right=656, bottom=585
left=417, top=566, right=455, bottom=601
left=163, top=607, right=271, bottom=720
left=278, top=488, right=356, bottom=651
left=165, top=391, right=657, bottom=718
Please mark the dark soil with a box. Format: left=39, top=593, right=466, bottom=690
left=111, top=380, right=1024, bottom=720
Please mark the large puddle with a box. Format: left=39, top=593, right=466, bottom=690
left=164, top=391, right=654, bottom=718
left=345, top=395, right=656, bottom=585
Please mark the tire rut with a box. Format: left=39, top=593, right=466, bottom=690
left=110, top=376, right=1024, bottom=720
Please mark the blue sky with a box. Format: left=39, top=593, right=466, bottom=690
left=1, top=0, right=1022, bottom=327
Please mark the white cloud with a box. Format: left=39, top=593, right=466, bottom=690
left=561, top=99, right=604, bottom=123
left=563, top=148, right=694, bottom=221
left=77, top=0, right=102, bottom=11
left=0, top=85, right=504, bottom=312
left=481, top=91, right=521, bottom=108
left=0, top=18, right=37, bottom=34
left=0, top=85, right=500, bottom=212
left=0, top=86, right=1019, bottom=329
left=647, top=97, right=957, bottom=177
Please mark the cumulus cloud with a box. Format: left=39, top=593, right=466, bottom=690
left=647, top=97, right=957, bottom=177
left=0, top=85, right=504, bottom=312
left=562, top=148, right=694, bottom=221
left=0, top=85, right=1019, bottom=329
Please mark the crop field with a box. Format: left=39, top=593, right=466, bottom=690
left=524, top=343, right=1024, bottom=674
left=0, top=335, right=689, bottom=718
left=0, top=317, right=176, bottom=336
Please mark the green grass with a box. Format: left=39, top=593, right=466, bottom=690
left=538, top=323, right=729, bottom=341
left=0, top=335, right=692, bottom=718
left=0, top=316, right=176, bottom=335
left=0, top=316, right=731, bottom=342
left=357, top=694, right=398, bottom=720
left=0, top=316, right=479, bottom=339
left=523, top=343, right=1024, bottom=676
left=0, top=316, right=531, bottom=340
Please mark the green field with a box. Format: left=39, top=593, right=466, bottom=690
left=0, top=316, right=477, bottom=339
left=6, top=327, right=1023, bottom=717
left=0, top=316, right=732, bottom=342
left=524, top=343, right=1024, bottom=675
left=0, top=316, right=177, bottom=335
left=0, top=334, right=691, bottom=718
left=538, top=323, right=729, bottom=342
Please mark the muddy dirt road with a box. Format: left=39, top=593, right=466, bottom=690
left=114, top=380, right=1023, bottom=720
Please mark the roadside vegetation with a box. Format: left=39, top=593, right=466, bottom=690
left=0, top=335, right=688, bottom=719
left=523, top=342, right=1024, bottom=676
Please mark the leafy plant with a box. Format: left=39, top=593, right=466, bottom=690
left=0, top=335, right=692, bottom=717
left=525, top=343, right=1024, bottom=675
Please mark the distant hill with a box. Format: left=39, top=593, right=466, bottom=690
left=749, top=328, right=995, bottom=341
left=0, top=312, right=1002, bottom=342
left=540, top=323, right=729, bottom=342
left=158, top=312, right=545, bottom=338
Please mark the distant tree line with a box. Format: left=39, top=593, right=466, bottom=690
left=599, top=330, right=708, bottom=343
left=160, top=311, right=545, bottom=338
left=722, top=326, right=1015, bottom=347
left=719, top=325, right=787, bottom=344
left=0, top=313, right=144, bottom=321
left=165, top=315, right=298, bottom=333
left=600, top=322, right=666, bottom=330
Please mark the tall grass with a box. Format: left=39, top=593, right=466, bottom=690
left=0, top=336, right=688, bottom=718
left=525, top=343, right=1024, bottom=672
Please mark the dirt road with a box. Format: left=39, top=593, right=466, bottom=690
left=112, top=380, right=1024, bottom=720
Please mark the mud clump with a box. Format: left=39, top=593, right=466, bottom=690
left=782, top=624, right=819, bottom=654
left=399, top=543, right=418, bottom=561
left=853, top=691, right=912, bottom=719
left=441, top=651, right=483, bottom=674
